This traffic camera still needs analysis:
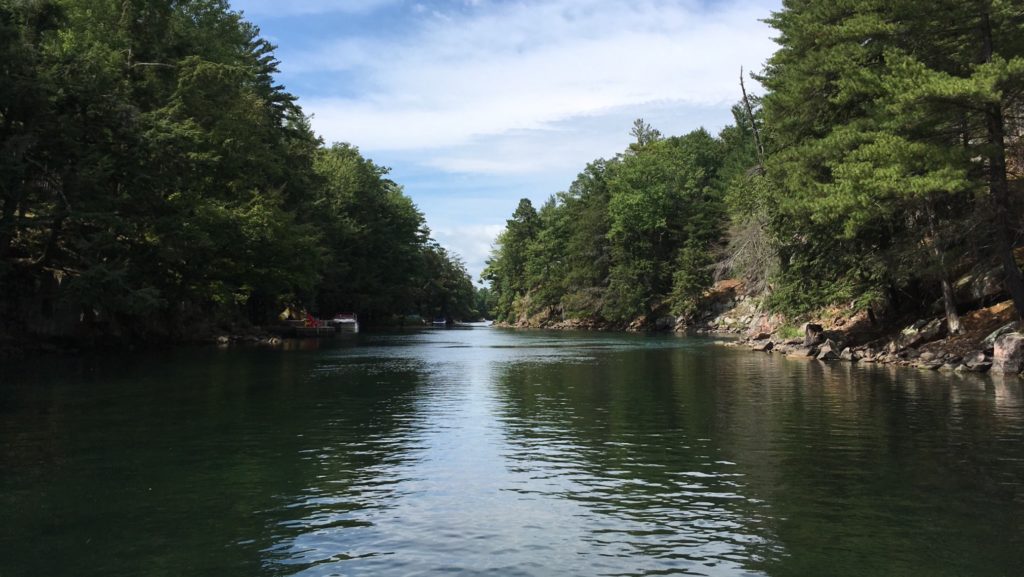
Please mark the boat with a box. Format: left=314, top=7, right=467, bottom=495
left=330, top=313, right=359, bottom=333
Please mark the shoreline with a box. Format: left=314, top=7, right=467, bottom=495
left=490, top=284, right=1024, bottom=378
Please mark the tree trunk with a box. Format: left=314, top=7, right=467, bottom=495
left=940, top=276, right=962, bottom=334
left=925, top=201, right=962, bottom=334
left=740, top=67, right=766, bottom=170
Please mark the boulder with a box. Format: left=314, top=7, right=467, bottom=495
left=750, top=331, right=772, bottom=341
left=803, top=323, right=825, bottom=347
left=751, top=340, right=774, bottom=352
left=893, top=318, right=946, bottom=351
left=817, top=340, right=839, bottom=361
left=954, top=266, right=1005, bottom=305
left=992, top=333, right=1024, bottom=374
left=966, top=362, right=993, bottom=373
left=983, top=322, right=1019, bottom=348
left=964, top=350, right=987, bottom=364
left=839, top=347, right=859, bottom=362
left=964, top=350, right=993, bottom=372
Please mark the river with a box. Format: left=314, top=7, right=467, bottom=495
left=2, top=328, right=1023, bottom=576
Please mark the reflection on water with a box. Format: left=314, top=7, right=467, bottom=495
left=1, top=330, right=1023, bottom=576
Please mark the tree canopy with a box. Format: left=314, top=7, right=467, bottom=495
left=0, top=0, right=478, bottom=342
left=484, top=0, right=1024, bottom=329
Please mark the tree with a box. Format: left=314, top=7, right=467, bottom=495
left=417, top=243, right=476, bottom=322
left=605, top=128, right=723, bottom=321
left=482, top=198, right=540, bottom=322
left=312, top=143, right=429, bottom=320
left=0, top=0, right=475, bottom=343
left=878, top=0, right=1024, bottom=321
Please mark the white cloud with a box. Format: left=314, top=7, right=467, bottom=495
left=432, top=224, right=506, bottom=281
left=298, top=0, right=779, bottom=162
left=247, top=0, right=782, bottom=278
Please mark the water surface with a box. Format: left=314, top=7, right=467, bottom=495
left=2, top=329, right=1023, bottom=576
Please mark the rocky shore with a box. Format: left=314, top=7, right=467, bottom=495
left=699, top=289, right=1024, bottom=378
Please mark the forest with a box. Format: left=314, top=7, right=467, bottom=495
left=0, top=0, right=479, bottom=347
left=484, top=0, right=1024, bottom=333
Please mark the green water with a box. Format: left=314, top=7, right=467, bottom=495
left=1, top=329, right=1022, bottom=576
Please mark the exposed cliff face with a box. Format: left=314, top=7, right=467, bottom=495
left=676, top=279, right=784, bottom=336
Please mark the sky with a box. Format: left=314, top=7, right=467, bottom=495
left=229, top=0, right=782, bottom=281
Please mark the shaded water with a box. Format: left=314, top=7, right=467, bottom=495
left=1, top=329, right=1023, bottom=576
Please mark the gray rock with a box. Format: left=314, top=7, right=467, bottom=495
left=955, top=267, right=1005, bottom=305
left=817, top=350, right=839, bottom=361
left=839, top=347, right=859, bottom=362
left=992, top=333, right=1024, bottom=374
left=983, top=323, right=1019, bottom=348
left=962, top=351, right=993, bottom=372
left=966, top=362, right=993, bottom=373
left=920, top=318, right=946, bottom=340
left=964, top=350, right=988, bottom=368
left=817, top=340, right=839, bottom=361
left=803, top=323, right=825, bottom=347
left=751, top=340, right=774, bottom=352
left=919, top=351, right=936, bottom=362
left=893, top=318, right=946, bottom=351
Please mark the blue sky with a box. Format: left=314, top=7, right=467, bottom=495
left=229, top=0, right=782, bottom=281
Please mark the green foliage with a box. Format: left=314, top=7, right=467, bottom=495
left=482, top=198, right=540, bottom=322
left=776, top=324, right=803, bottom=340
left=748, top=0, right=1024, bottom=319
left=0, top=0, right=476, bottom=340
left=669, top=238, right=713, bottom=315
left=485, top=122, right=727, bottom=326
left=416, top=243, right=476, bottom=321
left=473, top=285, right=496, bottom=320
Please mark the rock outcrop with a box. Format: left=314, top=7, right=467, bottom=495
left=993, top=333, right=1024, bottom=374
